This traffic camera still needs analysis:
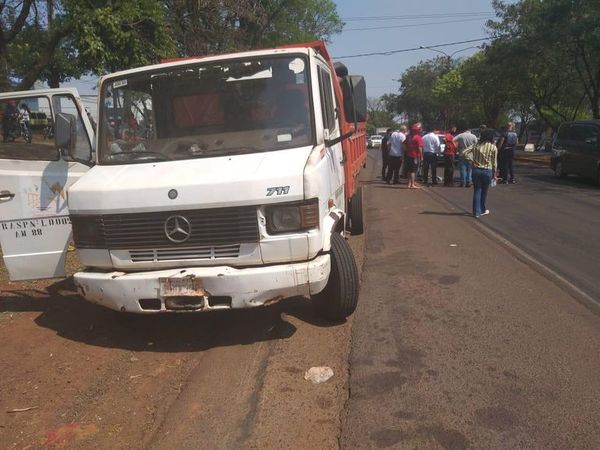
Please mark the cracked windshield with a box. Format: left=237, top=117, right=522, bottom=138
left=100, top=56, right=313, bottom=164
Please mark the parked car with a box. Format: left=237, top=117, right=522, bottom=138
left=367, top=134, right=383, bottom=148
left=551, top=120, right=600, bottom=184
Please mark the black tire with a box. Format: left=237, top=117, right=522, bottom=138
left=349, top=185, right=364, bottom=235
left=312, top=233, right=359, bottom=322
left=554, top=160, right=566, bottom=178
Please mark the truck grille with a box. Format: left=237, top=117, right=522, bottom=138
left=129, top=244, right=241, bottom=262
left=71, top=206, right=259, bottom=250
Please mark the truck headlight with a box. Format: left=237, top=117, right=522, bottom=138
left=266, top=199, right=319, bottom=234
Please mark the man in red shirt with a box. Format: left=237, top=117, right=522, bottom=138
left=404, top=122, right=423, bottom=189
left=443, top=126, right=457, bottom=186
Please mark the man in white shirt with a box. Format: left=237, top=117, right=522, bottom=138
left=421, top=128, right=441, bottom=185
left=385, top=125, right=407, bottom=184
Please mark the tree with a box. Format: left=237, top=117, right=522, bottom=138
left=390, top=57, right=454, bottom=127
left=165, top=0, right=344, bottom=57
left=1, top=0, right=175, bottom=91
left=490, top=0, right=600, bottom=119
left=366, top=96, right=396, bottom=134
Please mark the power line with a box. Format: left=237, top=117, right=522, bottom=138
left=333, top=38, right=489, bottom=59
left=344, top=17, right=493, bottom=32
left=341, top=12, right=494, bottom=21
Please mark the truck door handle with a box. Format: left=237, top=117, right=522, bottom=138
left=0, top=190, right=15, bottom=201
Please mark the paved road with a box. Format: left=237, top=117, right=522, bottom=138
left=427, top=160, right=600, bottom=303
left=342, top=154, right=600, bottom=448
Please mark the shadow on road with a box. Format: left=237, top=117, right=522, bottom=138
left=511, top=163, right=600, bottom=193
left=0, top=277, right=340, bottom=352
left=419, top=211, right=472, bottom=217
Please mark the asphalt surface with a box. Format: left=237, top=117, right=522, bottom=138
left=341, top=153, right=600, bottom=449
left=427, top=160, right=600, bottom=304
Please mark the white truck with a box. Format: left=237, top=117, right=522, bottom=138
left=0, top=42, right=367, bottom=321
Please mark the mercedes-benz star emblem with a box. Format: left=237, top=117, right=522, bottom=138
left=164, top=215, right=192, bottom=243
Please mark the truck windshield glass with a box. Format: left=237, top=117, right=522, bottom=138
left=98, top=55, right=313, bottom=164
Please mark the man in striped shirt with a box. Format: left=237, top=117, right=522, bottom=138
left=462, top=129, right=498, bottom=217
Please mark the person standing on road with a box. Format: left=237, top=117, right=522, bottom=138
left=462, top=128, right=498, bottom=218
left=404, top=123, right=423, bottom=189
left=443, top=126, right=458, bottom=186
left=422, top=127, right=441, bottom=185
left=453, top=128, right=478, bottom=187
left=386, top=126, right=407, bottom=184
left=497, top=122, right=518, bottom=184
left=380, top=128, right=392, bottom=180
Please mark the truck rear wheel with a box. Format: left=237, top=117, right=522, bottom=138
left=349, top=185, right=364, bottom=235
left=312, top=233, right=359, bottom=322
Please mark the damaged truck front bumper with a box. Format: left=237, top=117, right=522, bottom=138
left=73, top=255, right=331, bottom=313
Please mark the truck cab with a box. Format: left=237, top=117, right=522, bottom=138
left=0, top=42, right=367, bottom=321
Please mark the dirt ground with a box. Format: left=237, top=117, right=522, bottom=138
left=0, top=234, right=364, bottom=449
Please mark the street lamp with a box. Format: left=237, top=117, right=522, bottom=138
left=418, top=45, right=481, bottom=60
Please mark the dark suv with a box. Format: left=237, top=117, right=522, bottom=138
left=551, top=120, right=600, bottom=184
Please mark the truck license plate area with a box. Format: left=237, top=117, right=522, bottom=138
left=159, top=277, right=206, bottom=297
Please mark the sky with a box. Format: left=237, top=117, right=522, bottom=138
left=69, top=0, right=499, bottom=117
left=328, top=0, right=498, bottom=99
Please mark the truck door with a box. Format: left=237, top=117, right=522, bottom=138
left=316, top=64, right=344, bottom=207
left=0, top=89, right=94, bottom=281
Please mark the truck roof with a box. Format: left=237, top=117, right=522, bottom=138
left=0, top=87, right=82, bottom=100
left=99, top=47, right=314, bottom=85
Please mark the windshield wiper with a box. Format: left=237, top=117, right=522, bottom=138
left=182, top=147, right=261, bottom=158
left=110, top=151, right=170, bottom=162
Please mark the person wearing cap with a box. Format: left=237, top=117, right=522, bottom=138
left=462, top=128, right=498, bottom=218
left=404, top=123, right=423, bottom=189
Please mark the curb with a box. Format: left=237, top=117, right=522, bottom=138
left=423, top=187, right=600, bottom=315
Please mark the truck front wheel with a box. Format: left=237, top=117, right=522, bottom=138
left=312, top=233, right=359, bottom=322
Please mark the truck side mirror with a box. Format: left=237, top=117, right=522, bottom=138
left=54, top=112, right=76, bottom=157
left=340, top=75, right=367, bottom=124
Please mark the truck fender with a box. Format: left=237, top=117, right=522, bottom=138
left=322, top=207, right=345, bottom=252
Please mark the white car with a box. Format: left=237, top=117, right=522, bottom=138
left=367, top=134, right=383, bottom=148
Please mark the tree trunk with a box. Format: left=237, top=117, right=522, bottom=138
left=46, top=0, right=61, bottom=88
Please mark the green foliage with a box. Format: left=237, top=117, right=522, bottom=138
left=1, top=0, right=175, bottom=90
left=490, top=0, right=600, bottom=121
left=366, top=96, right=397, bottom=132
left=165, top=0, right=343, bottom=56
left=393, top=57, right=450, bottom=127
left=1, top=0, right=342, bottom=90
left=386, top=0, right=599, bottom=132
left=67, top=0, right=175, bottom=74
